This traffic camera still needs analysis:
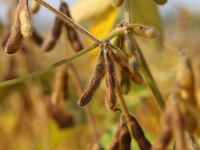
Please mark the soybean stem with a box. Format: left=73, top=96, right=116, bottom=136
left=0, top=28, right=124, bottom=88
left=116, top=82, right=131, bottom=122
left=124, top=0, right=131, bottom=22
left=125, top=0, right=166, bottom=111
left=137, top=46, right=166, bottom=110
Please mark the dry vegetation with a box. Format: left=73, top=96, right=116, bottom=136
left=0, top=0, right=200, bottom=150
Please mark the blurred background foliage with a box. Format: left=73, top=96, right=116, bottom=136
left=0, top=0, right=200, bottom=150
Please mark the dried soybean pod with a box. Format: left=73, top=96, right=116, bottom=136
left=123, top=28, right=142, bottom=74
left=41, top=4, right=63, bottom=52
left=108, top=43, right=143, bottom=85
left=120, top=114, right=131, bottom=150
left=30, top=0, right=40, bottom=14
left=78, top=46, right=105, bottom=106
left=32, top=29, right=43, bottom=45
left=152, top=0, right=167, bottom=5
left=153, top=121, right=172, bottom=150
left=129, top=114, right=152, bottom=150
left=176, top=56, right=196, bottom=106
left=48, top=102, right=74, bottom=129
left=121, top=66, right=143, bottom=85
left=41, top=36, right=57, bottom=52
left=104, top=42, right=117, bottom=110
left=165, top=41, right=197, bottom=107
left=173, top=104, right=186, bottom=150
left=123, top=28, right=137, bottom=55
left=153, top=101, right=174, bottom=150
left=51, top=66, right=68, bottom=105
left=126, top=23, right=160, bottom=39
left=111, top=0, right=124, bottom=8
left=109, top=124, right=121, bottom=150
left=109, top=43, right=128, bottom=68
left=120, top=71, right=131, bottom=95
left=61, top=2, right=83, bottom=52
left=5, top=4, right=23, bottom=54
left=131, top=72, right=143, bottom=85
left=128, top=53, right=141, bottom=74
left=19, top=0, right=33, bottom=38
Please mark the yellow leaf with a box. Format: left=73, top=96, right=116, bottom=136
left=86, top=7, right=118, bottom=67
left=71, top=0, right=113, bottom=24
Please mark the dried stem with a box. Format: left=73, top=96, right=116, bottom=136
left=137, top=45, right=166, bottom=110
left=124, top=0, right=131, bottom=22
left=68, top=63, right=100, bottom=144
left=116, top=82, right=131, bottom=123
left=0, top=28, right=124, bottom=88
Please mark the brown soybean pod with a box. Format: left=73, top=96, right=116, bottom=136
left=153, top=101, right=174, bottom=150
left=120, top=114, right=131, bottom=150
left=169, top=93, right=190, bottom=150
left=41, top=4, right=63, bottom=52
left=110, top=38, right=131, bottom=95
left=108, top=124, right=121, bottom=150
left=32, top=29, right=43, bottom=45
left=51, top=66, right=68, bottom=105
left=128, top=53, right=141, bottom=73
left=5, top=4, right=23, bottom=54
left=129, top=114, right=152, bottom=150
left=123, top=28, right=137, bottom=55
left=123, top=28, right=141, bottom=74
left=176, top=57, right=196, bottom=106
left=48, top=102, right=74, bottom=129
left=61, top=2, right=83, bottom=52
left=109, top=42, right=143, bottom=85
left=110, top=31, right=141, bottom=75
left=109, top=43, right=128, bottom=68
left=104, top=43, right=117, bottom=110
left=78, top=46, right=105, bottom=106
left=172, top=102, right=186, bottom=150
left=153, top=122, right=172, bottom=150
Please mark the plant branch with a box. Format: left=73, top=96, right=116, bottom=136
left=125, top=0, right=166, bottom=111
left=116, top=82, right=131, bottom=122
left=124, top=0, right=131, bottom=22
left=137, top=45, right=166, bottom=110
left=0, top=28, right=124, bottom=88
